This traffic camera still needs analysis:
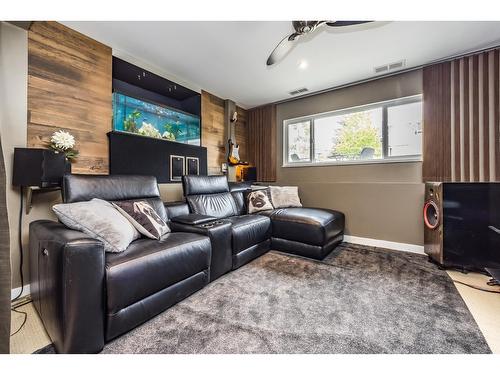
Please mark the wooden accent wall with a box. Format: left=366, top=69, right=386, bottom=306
left=422, top=62, right=451, bottom=182
left=201, top=91, right=226, bottom=175
left=28, top=21, right=112, bottom=174
left=201, top=90, right=249, bottom=175
left=248, top=104, right=277, bottom=182
left=235, top=106, right=248, bottom=163
left=423, top=48, right=500, bottom=182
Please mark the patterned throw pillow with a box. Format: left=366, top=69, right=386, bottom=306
left=269, top=186, right=302, bottom=208
left=112, top=200, right=170, bottom=240
left=246, top=188, right=274, bottom=214
left=52, top=198, right=140, bottom=253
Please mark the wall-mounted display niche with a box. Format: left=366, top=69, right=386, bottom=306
left=113, top=92, right=201, bottom=146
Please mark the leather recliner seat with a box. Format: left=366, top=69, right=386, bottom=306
left=104, top=232, right=210, bottom=340
left=181, top=176, right=272, bottom=271
left=29, top=175, right=212, bottom=353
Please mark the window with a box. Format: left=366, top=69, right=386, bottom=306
left=387, top=101, right=422, bottom=157
left=283, top=95, right=422, bottom=166
left=286, top=120, right=311, bottom=163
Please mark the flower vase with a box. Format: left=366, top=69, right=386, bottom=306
left=64, top=158, right=72, bottom=174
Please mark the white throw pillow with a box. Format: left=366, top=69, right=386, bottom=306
left=52, top=198, right=140, bottom=253
left=269, top=186, right=302, bottom=208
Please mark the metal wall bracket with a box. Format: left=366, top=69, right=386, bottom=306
left=25, top=186, right=61, bottom=214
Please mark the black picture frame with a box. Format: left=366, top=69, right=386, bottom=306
left=170, top=155, right=185, bottom=181
left=186, top=157, right=199, bottom=175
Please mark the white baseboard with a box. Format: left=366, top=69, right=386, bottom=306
left=11, top=283, right=30, bottom=301
left=343, top=235, right=425, bottom=255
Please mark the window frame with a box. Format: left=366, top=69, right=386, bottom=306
left=282, top=94, right=423, bottom=167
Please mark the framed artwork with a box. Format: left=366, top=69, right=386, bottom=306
left=170, top=155, right=185, bottom=181
left=186, top=157, right=199, bottom=175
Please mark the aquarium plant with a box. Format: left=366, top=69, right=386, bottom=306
left=124, top=110, right=141, bottom=133
left=162, top=122, right=184, bottom=141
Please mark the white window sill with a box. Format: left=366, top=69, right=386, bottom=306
left=282, top=157, right=422, bottom=168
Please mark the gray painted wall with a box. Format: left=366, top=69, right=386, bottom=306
left=275, top=70, right=424, bottom=245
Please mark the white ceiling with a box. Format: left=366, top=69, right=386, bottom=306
left=63, top=21, right=500, bottom=108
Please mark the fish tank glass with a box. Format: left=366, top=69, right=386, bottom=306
left=112, top=92, right=201, bottom=146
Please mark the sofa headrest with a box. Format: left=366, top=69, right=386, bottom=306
left=63, top=174, right=160, bottom=203
left=182, top=175, right=229, bottom=196
left=228, top=181, right=253, bottom=193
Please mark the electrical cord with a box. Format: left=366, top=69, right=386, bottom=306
left=11, top=186, right=27, bottom=336
left=11, top=186, right=24, bottom=302
left=451, top=278, right=500, bottom=294
left=10, top=308, right=27, bottom=337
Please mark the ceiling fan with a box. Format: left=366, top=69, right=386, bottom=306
left=266, top=21, right=372, bottom=66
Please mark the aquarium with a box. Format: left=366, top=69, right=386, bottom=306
left=112, top=92, right=201, bottom=146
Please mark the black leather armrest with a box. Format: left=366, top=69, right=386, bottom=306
left=164, top=201, right=190, bottom=220
left=29, top=220, right=105, bottom=353
left=169, top=221, right=232, bottom=281
left=171, top=213, right=217, bottom=225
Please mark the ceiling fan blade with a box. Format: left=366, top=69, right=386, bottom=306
left=266, top=33, right=301, bottom=66
left=326, top=21, right=372, bottom=27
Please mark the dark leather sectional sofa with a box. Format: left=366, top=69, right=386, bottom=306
left=29, top=174, right=345, bottom=353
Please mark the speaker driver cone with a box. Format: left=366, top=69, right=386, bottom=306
left=423, top=200, right=440, bottom=230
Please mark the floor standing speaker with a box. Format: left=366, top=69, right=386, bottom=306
left=424, top=182, right=500, bottom=272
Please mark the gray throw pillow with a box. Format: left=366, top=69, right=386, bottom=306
left=112, top=200, right=170, bottom=240
left=52, top=198, right=140, bottom=253
left=246, top=188, right=274, bottom=214
left=269, top=186, right=302, bottom=208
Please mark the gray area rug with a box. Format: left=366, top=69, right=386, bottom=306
left=36, top=243, right=491, bottom=354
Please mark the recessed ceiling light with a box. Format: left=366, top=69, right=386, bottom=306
left=298, top=60, right=308, bottom=70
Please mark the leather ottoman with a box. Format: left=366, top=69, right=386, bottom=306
left=261, top=207, right=345, bottom=260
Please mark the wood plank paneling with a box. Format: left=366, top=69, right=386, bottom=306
left=422, top=62, right=451, bottom=182
left=472, top=55, right=479, bottom=181
left=423, top=48, right=500, bottom=182
left=248, top=105, right=277, bottom=182
left=463, top=57, right=470, bottom=181
left=235, top=106, right=249, bottom=164
left=28, top=21, right=112, bottom=174
left=201, top=90, right=226, bottom=175
left=482, top=55, right=490, bottom=181
left=201, top=90, right=249, bottom=175
left=495, top=50, right=500, bottom=180
left=453, top=60, right=461, bottom=181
